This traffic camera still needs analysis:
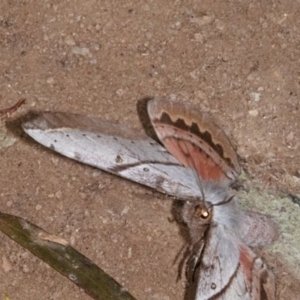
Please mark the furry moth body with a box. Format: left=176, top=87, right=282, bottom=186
left=22, top=97, right=277, bottom=300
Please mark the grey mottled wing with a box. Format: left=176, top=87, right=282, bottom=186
left=22, top=112, right=202, bottom=199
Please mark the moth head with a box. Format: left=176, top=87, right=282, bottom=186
left=176, top=199, right=212, bottom=245
left=179, top=199, right=213, bottom=230
left=192, top=202, right=212, bottom=223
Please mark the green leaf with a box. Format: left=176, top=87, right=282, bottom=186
left=0, top=212, right=136, bottom=300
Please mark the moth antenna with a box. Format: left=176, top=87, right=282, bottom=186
left=189, top=157, right=209, bottom=214
left=192, top=167, right=206, bottom=204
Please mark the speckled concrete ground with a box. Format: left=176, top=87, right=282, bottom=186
left=0, top=1, right=299, bottom=299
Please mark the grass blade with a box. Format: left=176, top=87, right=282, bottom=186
left=0, top=212, right=136, bottom=300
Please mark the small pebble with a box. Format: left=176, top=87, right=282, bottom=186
left=248, top=109, right=259, bottom=117
left=46, top=77, right=55, bottom=85
left=287, top=132, right=294, bottom=142
left=90, top=58, right=97, bottom=65
left=127, top=247, right=132, bottom=258
left=6, top=201, right=13, bottom=207
left=194, top=33, right=204, bottom=42
left=72, top=46, right=91, bottom=58
left=64, top=35, right=76, bottom=46
left=116, top=88, right=125, bottom=96
left=35, top=204, right=42, bottom=211
left=249, top=92, right=261, bottom=102
left=55, top=190, right=62, bottom=199
left=22, top=265, right=30, bottom=273
left=2, top=256, right=12, bottom=272
left=215, top=19, right=225, bottom=31
left=70, top=235, right=76, bottom=246
left=190, top=15, right=214, bottom=27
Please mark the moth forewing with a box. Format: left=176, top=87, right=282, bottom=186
left=22, top=112, right=203, bottom=200
left=194, top=225, right=240, bottom=299
left=147, top=97, right=241, bottom=182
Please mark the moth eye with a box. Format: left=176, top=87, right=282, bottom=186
left=193, top=204, right=202, bottom=216
left=193, top=204, right=210, bottom=220
left=201, top=209, right=210, bottom=219
left=211, top=282, right=216, bottom=289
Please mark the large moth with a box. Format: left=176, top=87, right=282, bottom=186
left=22, top=97, right=277, bottom=300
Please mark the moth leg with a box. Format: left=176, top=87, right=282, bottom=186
left=252, top=257, right=276, bottom=300
left=173, top=244, right=188, bottom=281
left=186, top=239, right=205, bottom=282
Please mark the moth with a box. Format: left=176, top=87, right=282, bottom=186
left=22, top=97, right=278, bottom=300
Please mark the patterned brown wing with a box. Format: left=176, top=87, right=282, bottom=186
left=147, top=97, right=240, bottom=184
